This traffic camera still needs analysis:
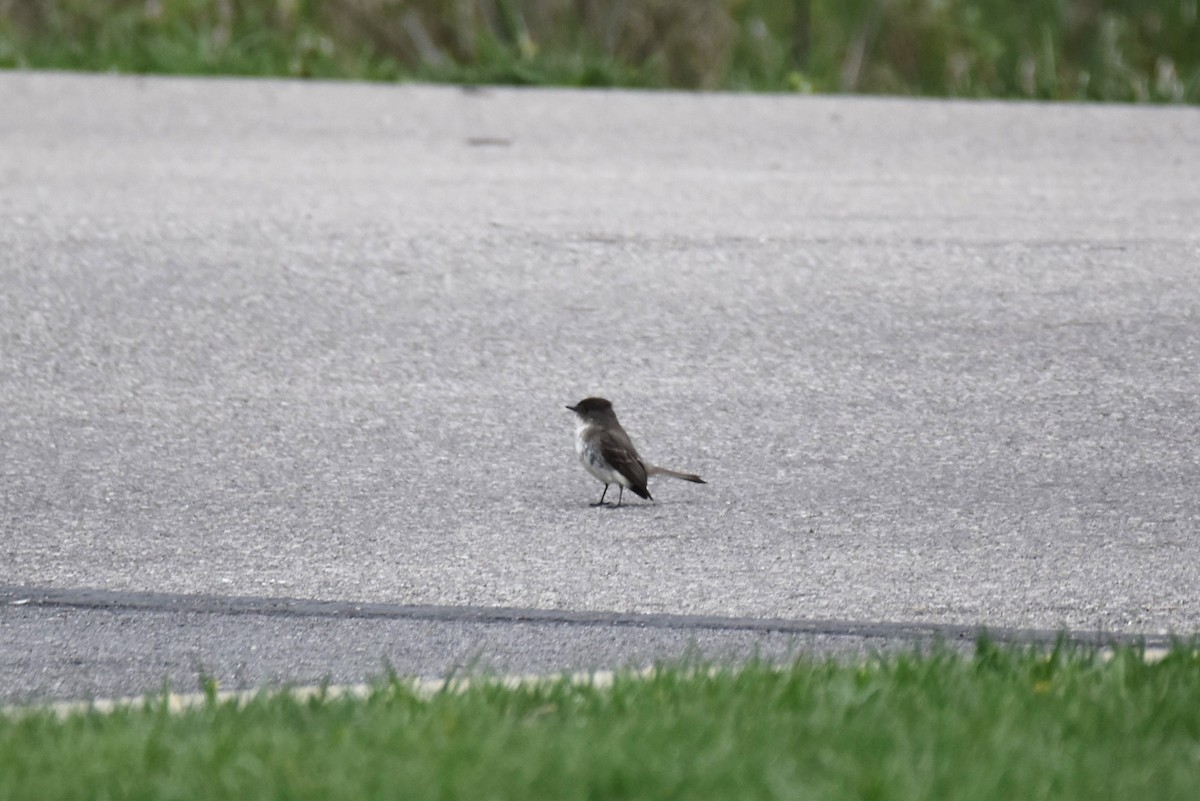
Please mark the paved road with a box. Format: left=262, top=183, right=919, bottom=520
left=2, top=72, right=1199, bottom=702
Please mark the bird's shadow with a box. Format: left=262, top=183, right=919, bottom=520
left=586, top=499, right=696, bottom=511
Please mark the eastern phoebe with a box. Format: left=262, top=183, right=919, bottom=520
left=566, top=397, right=706, bottom=507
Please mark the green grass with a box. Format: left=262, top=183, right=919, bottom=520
left=2, top=0, right=1199, bottom=101
left=3, top=640, right=1199, bottom=800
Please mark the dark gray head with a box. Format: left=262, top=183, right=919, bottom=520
left=566, top=397, right=617, bottom=421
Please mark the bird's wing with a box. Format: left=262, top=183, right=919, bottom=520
left=597, top=428, right=649, bottom=492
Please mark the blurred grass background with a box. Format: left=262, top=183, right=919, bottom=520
left=1, top=0, right=1197, bottom=101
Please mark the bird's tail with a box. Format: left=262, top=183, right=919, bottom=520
left=645, top=464, right=706, bottom=484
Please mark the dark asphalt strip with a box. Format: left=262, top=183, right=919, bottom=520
left=0, top=585, right=1174, bottom=648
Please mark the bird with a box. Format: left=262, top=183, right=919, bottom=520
left=565, top=397, right=706, bottom=507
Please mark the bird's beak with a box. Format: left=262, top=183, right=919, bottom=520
left=565, top=405, right=577, bottom=412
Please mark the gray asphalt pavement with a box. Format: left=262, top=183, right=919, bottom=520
left=2, top=72, right=1199, bottom=702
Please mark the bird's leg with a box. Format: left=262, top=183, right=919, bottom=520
left=591, top=484, right=610, bottom=507
left=614, top=485, right=625, bottom=508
